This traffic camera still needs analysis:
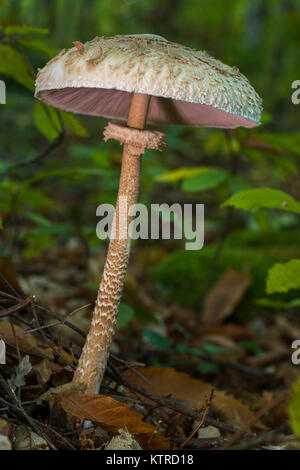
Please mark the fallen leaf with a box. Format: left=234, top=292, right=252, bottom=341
left=37, top=381, right=86, bottom=408
left=123, top=366, right=264, bottom=430
left=33, top=359, right=62, bottom=385
left=60, top=393, right=171, bottom=449
left=0, top=435, right=11, bottom=450
left=197, top=323, right=252, bottom=340
left=10, top=355, right=32, bottom=389
left=0, top=418, right=13, bottom=449
left=0, top=321, right=53, bottom=360
left=105, top=429, right=142, bottom=450
left=197, top=425, right=220, bottom=439
left=14, top=425, right=49, bottom=450
left=200, top=269, right=252, bottom=327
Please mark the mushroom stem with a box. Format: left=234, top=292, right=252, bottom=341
left=73, top=93, right=151, bottom=393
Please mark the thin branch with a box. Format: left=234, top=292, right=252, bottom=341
left=108, top=364, right=234, bottom=434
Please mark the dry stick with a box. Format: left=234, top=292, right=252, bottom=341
left=109, top=365, right=234, bottom=434
left=9, top=322, right=22, bottom=401
left=178, top=437, right=227, bottom=450
left=0, top=374, right=75, bottom=450
left=0, top=285, right=78, bottom=370
left=0, top=296, right=34, bottom=319
left=3, top=340, right=54, bottom=361
left=0, top=375, right=57, bottom=450
left=29, top=417, right=76, bottom=451
left=29, top=301, right=76, bottom=369
left=179, top=387, right=214, bottom=449
left=0, top=288, right=81, bottom=370
left=9, top=322, right=22, bottom=364
left=232, top=423, right=293, bottom=450
left=36, top=304, right=86, bottom=339
left=0, top=272, right=20, bottom=297
left=147, top=419, right=163, bottom=449
left=74, top=92, right=151, bottom=393
left=25, top=303, right=91, bottom=334
left=110, top=353, right=151, bottom=385
left=0, top=290, right=86, bottom=339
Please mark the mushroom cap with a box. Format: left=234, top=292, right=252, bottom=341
left=35, top=34, right=262, bottom=128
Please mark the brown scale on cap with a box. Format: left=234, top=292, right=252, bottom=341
left=73, top=41, right=85, bottom=54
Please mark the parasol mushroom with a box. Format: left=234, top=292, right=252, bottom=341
left=35, top=34, right=262, bottom=393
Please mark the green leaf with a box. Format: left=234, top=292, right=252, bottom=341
left=22, top=167, right=114, bottom=187
left=0, top=216, right=3, bottom=230
left=222, top=188, right=300, bottom=215
left=155, top=167, right=208, bottom=183
left=116, top=303, right=134, bottom=329
left=24, top=212, right=52, bottom=227
left=143, top=327, right=171, bottom=350
left=288, top=376, right=300, bottom=438
left=60, top=111, right=87, bottom=137
left=19, top=38, right=59, bottom=57
left=266, top=259, right=300, bottom=294
left=3, top=25, right=48, bottom=35
left=176, top=344, right=206, bottom=358
left=203, top=342, right=228, bottom=355
left=257, top=132, right=300, bottom=156
left=0, top=44, right=34, bottom=90
left=254, top=298, right=287, bottom=309
left=182, top=168, right=228, bottom=192
left=34, top=102, right=62, bottom=141
left=23, top=234, right=55, bottom=259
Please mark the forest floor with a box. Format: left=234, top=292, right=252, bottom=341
left=0, top=242, right=299, bottom=450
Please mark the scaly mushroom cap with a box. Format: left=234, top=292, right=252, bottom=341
left=35, top=34, right=262, bottom=128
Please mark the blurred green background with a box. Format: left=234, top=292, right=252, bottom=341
left=0, top=0, right=300, bottom=323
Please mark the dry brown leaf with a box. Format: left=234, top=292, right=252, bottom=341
left=0, top=321, right=53, bottom=360
left=123, top=366, right=264, bottom=430
left=60, top=393, right=171, bottom=449
left=37, top=381, right=86, bottom=408
left=197, top=323, right=252, bottom=340
left=33, top=359, right=62, bottom=385
left=200, top=268, right=252, bottom=327
left=14, top=425, right=49, bottom=450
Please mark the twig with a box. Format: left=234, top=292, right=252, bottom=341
left=147, top=419, right=163, bottom=449
left=232, top=422, right=292, bottom=450
left=0, top=132, right=65, bottom=179
left=0, top=290, right=86, bottom=340
left=0, top=374, right=57, bottom=449
left=3, top=340, right=54, bottom=361
left=220, top=393, right=287, bottom=449
left=179, top=387, right=214, bottom=449
left=0, top=273, right=20, bottom=298
left=110, top=354, right=150, bottom=384
left=0, top=296, right=34, bottom=319
left=109, top=364, right=234, bottom=433
left=177, top=436, right=227, bottom=450
left=25, top=303, right=91, bottom=334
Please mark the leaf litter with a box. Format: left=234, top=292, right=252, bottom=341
left=0, top=247, right=299, bottom=450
